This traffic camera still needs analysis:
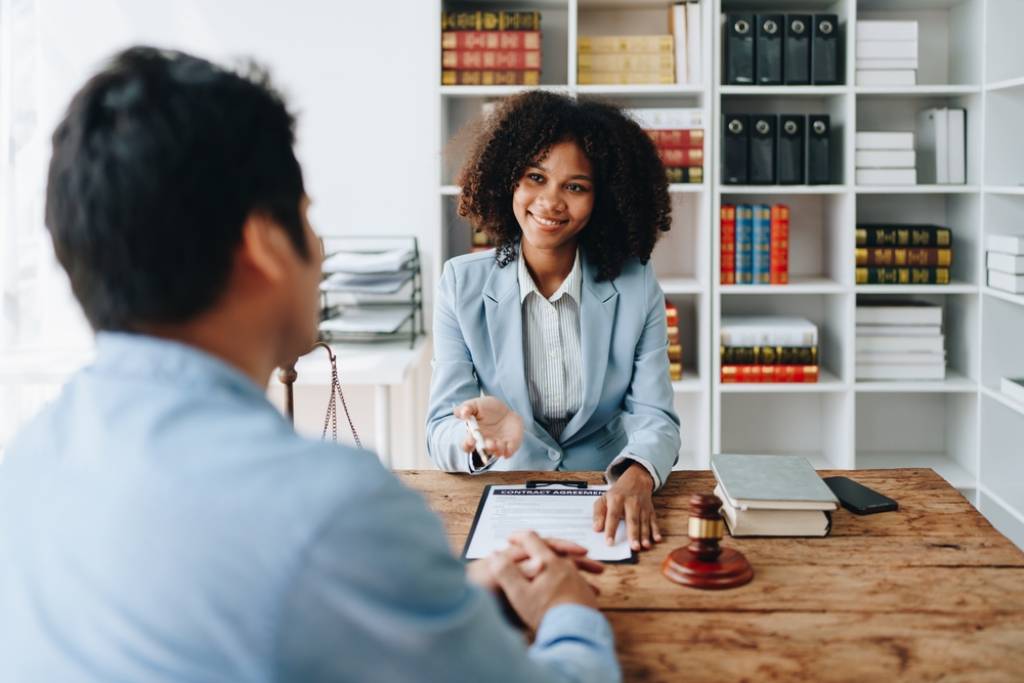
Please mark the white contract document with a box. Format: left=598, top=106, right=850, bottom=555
left=462, top=484, right=634, bottom=563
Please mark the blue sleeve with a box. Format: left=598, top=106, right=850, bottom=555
left=426, top=261, right=483, bottom=473
left=272, top=465, right=621, bottom=683
left=614, top=264, right=682, bottom=489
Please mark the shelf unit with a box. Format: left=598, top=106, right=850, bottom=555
left=436, top=0, right=1024, bottom=547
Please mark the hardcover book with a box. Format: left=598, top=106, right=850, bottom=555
left=711, top=454, right=839, bottom=511
left=856, top=225, right=952, bottom=248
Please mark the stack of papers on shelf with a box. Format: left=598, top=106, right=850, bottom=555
left=319, top=307, right=411, bottom=335
left=711, top=454, right=838, bottom=537
left=855, top=301, right=946, bottom=380
left=322, top=246, right=414, bottom=275
left=856, top=20, right=918, bottom=86
left=320, top=270, right=413, bottom=294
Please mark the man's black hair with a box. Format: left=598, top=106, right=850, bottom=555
left=45, top=46, right=307, bottom=331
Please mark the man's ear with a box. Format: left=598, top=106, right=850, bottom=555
left=238, top=212, right=293, bottom=283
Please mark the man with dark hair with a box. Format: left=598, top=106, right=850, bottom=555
left=0, top=47, right=620, bottom=682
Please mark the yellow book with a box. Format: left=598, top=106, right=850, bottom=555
left=577, top=71, right=675, bottom=85
left=577, top=53, right=675, bottom=72
left=578, top=35, right=674, bottom=54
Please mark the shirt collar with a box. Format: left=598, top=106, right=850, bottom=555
left=89, top=331, right=268, bottom=401
left=518, top=248, right=582, bottom=305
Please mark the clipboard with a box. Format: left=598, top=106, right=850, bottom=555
left=461, top=481, right=638, bottom=564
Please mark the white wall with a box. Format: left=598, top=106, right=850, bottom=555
left=35, top=0, right=439, bottom=252
left=1, top=0, right=441, bottom=462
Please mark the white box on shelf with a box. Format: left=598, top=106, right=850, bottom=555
left=856, top=302, right=942, bottom=326
left=686, top=0, right=701, bottom=84
left=856, top=57, right=918, bottom=70
left=857, top=70, right=916, bottom=86
left=625, top=107, right=703, bottom=129
left=856, top=335, right=945, bottom=354
left=988, top=270, right=1024, bottom=294
left=856, top=364, right=946, bottom=381
left=948, top=108, right=966, bottom=185
left=856, top=168, right=918, bottom=185
left=987, top=234, right=1024, bottom=255
left=856, top=351, right=945, bottom=364
left=987, top=252, right=1024, bottom=274
left=856, top=131, right=914, bottom=150
left=856, top=40, right=918, bottom=60
left=855, top=150, right=915, bottom=168
left=1001, top=377, right=1024, bottom=405
left=855, top=324, right=941, bottom=337
left=917, top=108, right=949, bottom=184
left=857, top=20, right=918, bottom=42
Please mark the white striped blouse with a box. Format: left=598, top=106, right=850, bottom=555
left=517, top=250, right=584, bottom=440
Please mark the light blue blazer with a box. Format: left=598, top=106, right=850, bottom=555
left=426, top=247, right=681, bottom=487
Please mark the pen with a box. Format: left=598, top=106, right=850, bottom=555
left=454, top=403, right=493, bottom=463
left=465, top=414, right=492, bottom=462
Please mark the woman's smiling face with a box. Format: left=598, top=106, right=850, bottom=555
left=512, top=140, right=595, bottom=253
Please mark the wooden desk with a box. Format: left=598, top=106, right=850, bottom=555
left=399, top=468, right=1024, bottom=682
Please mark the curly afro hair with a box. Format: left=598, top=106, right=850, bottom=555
left=457, top=90, right=671, bottom=281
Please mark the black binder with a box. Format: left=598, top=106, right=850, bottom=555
left=778, top=114, right=805, bottom=184
left=749, top=114, right=777, bottom=184
left=784, top=14, right=811, bottom=85
left=722, top=114, right=749, bottom=185
left=807, top=115, right=831, bottom=184
left=755, top=15, right=783, bottom=85
left=812, top=14, right=840, bottom=84
left=725, top=14, right=755, bottom=85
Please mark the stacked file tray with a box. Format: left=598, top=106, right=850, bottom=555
left=318, top=235, right=424, bottom=348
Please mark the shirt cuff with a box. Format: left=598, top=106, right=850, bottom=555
left=604, top=452, right=662, bottom=491
left=468, top=450, right=498, bottom=474
left=532, top=603, right=615, bottom=652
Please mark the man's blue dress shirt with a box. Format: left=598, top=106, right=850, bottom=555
left=0, top=333, right=620, bottom=682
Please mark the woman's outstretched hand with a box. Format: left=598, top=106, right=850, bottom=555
left=454, top=396, right=525, bottom=460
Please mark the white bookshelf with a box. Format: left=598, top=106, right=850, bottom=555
left=436, top=0, right=1024, bottom=547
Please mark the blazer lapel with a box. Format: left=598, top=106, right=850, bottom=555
left=560, top=255, right=618, bottom=443
left=482, top=256, right=534, bottom=425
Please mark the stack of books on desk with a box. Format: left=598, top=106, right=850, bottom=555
left=627, top=107, right=704, bottom=184
left=720, top=316, right=819, bottom=383
left=986, top=234, right=1024, bottom=295
left=856, top=20, right=918, bottom=86
left=441, top=11, right=542, bottom=85
left=855, top=224, right=952, bottom=285
left=711, top=453, right=838, bottom=537
left=855, top=301, right=945, bottom=381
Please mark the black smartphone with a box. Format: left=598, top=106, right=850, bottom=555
left=823, top=476, right=898, bottom=515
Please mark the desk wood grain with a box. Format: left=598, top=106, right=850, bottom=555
left=398, top=468, right=1024, bottom=682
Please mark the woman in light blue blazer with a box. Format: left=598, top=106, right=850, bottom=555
left=427, top=91, right=681, bottom=551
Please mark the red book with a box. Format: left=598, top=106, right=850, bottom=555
left=658, top=148, right=703, bottom=167
left=721, top=365, right=819, bottom=383
left=721, top=204, right=736, bottom=285
left=442, top=49, right=541, bottom=70
left=770, top=204, right=789, bottom=285
left=646, top=129, right=704, bottom=149
left=441, top=70, right=540, bottom=85
left=441, top=30, right=541, bottom=51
